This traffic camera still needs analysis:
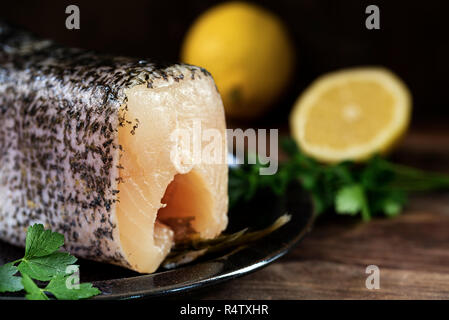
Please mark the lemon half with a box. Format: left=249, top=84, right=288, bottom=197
left=290, top=67, right=412, bottom=163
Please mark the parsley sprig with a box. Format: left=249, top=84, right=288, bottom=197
left=0, top=224, right=100, bottom=300
left=229, top=138, right=449, bottom=221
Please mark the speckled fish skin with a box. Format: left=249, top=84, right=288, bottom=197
left=0, top=21, right=217, bottom=268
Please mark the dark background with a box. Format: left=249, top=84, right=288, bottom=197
left=1, top=0, right=448, bottom=125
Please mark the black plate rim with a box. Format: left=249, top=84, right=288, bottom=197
left=94, top=210, right=314, bottom=300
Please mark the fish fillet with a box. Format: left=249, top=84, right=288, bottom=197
left=0, top=22, right=228, bottom=273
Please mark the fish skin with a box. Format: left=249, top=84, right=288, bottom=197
left=0, top=21, right=220, bottom=269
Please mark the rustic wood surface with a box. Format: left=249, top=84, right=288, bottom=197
left=176, top=127, right=449, bottom=300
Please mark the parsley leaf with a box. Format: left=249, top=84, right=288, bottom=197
left=21, top=273, right=48, bottom=300
left=18, top=252, right=77, bottom=281
left=335, top=184, right=370, bottom=221
left=0, top=224, right=100, bottom=300
left=371, top=190, right=407, bottom=217
left=44, top=274, right=101, bottom=300
left=24, top=224, right=64, bottom=259
left=0, top=263, right=23, bottom=293
left=229, top=138, right=449, bottom=220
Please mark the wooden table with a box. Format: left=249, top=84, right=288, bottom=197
left=179, top=127, right=449, bottom=299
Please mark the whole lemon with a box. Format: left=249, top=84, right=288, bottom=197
left=181, top=2, right=295, bottom=119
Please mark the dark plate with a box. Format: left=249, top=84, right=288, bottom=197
left=0, top=182, right=314, bottom=299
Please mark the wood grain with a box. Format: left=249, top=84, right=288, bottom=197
left=176, top=130, right=449, bottom=300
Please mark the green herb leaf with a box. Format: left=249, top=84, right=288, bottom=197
left=21, top=273, right=48, bottom=300
left=0, top=223, right=100, bottom=300
left=382, top=198, right=403, bottom=217
left=18, top=252, right=77, bottom=281
left=335, top=184, right=365, bottom=215
left=372, top=190, right=407, bottom=217
left=24, top=224, right=65, bottom=259
left=228, top=138, right=449, bottom=221
left=44, top=274, right=101, bottom=300
left=0, top=263, right=23, bottom=293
